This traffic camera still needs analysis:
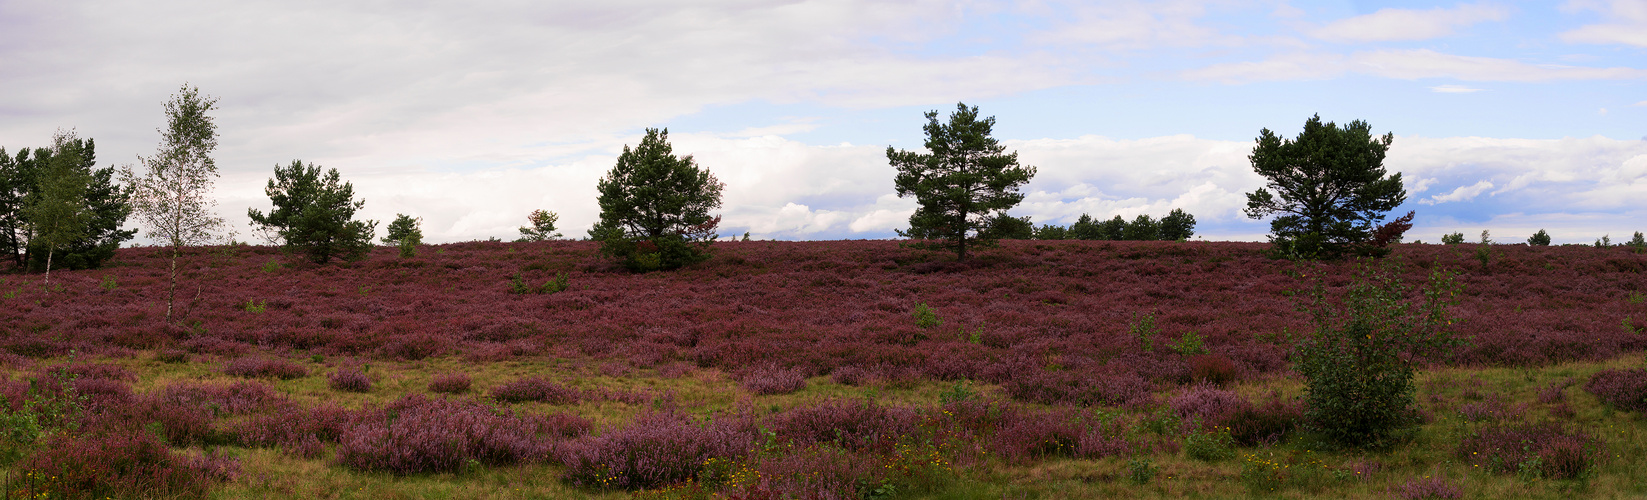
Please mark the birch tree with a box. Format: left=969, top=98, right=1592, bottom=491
left=21, top=130, right=93, bottom=284
left=120, top=84, right=228, bottom=324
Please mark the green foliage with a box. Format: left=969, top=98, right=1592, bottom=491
left=1, top=371, right=85, bottom=465
left=938, top=380, right=978, bottom=404
left=982, top=213, right=1033, bottom=240
left=121, top=84, right=230, bottom=324
left=383, top=214, right=423, bottom=258
left=1066, top=214, right=1100, bottom=240
left=98, top=275, right=117, bottom=291
left=1528, top=229, right=1552, bottom=246
left=1595, top=235, right=1612, bottom=248
left=242, top=299, right=266, bottom=314
left=1170, top=330, right=1208, bottom=356
left=1159, top=208, right=1197, bottom=241
left=517, top=209, right=561, bottom=242
left=1098, top=215, right=1126, bottom=241
left=248, top=160, right=377, bottom=264
left=1441, top=232, right=1465, bottom=245
left=1184, top=427, right=1236, bottom=461
left=260, top=259, right=282, bottom=274
left=1293, top=258, right=1464, bottom=448
left=1126, top=457, right=1158, bottom=484
left=1245, top=114, right=1406, bottom=259
left=1130, top=312, right=1158, bottom=352
left=1629, top=231, right=1645, bottom=249
left=22, top=132, right=93, bottom=284
left=888, top=103, right=1037, bottom=260
left=1031, top=223, right=1068, bottom=240
left=2, top=130, right=134, bottom=275
left=509, top=272, right=569, bottom=295
left=912, top=302, right=942, bottom=329
left=1122, top=214, right=1159, bottom=241
left=592, top=128, right=723, bottom=271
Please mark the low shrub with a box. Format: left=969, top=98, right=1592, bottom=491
left=1188, top=354, right=1239, bottom=385
left=1396, top=476, right=1462, bottom=499
left=236, top=402, right=354, bottom=451
left=1183, top=427, right=1236, bottom=461
left=1456, top=422, right=1601, bottom=479
left=1584, top=368, right=1647, bottom=412
left=746, top=445, right=888, bottom=499
left=1537, top=378, right=1573, bottom=404
left=13, top=431, right=237, bottom=499
left=770, top=400, right=918, bottom=453
left=554, top=411, right=755, bottom=490
left=428, top=372, right=472, bottom=394
left=337, top=395, right=571, bottom=474
left=1226, top=392, right=1303, bottom=446
left=36, top=363, right=137, bottom=383
left=154, top=349, right=189, bottom=364
left=1000, top=369, right=1150, bottom=407
left=491, top=376, right=580, bottom=404
left=328, top=367, right=372, bottom=393
left=1169, top=384, right=1248, bottom=430
left=221, top=357, right=309, bottom=380
left=88, top=395, right=221, bottom=447
left=159, top=380, right=283, bottom=416
left=739, top=364, right=806, bottom=395
left=1457, top=394, right=1519, bottom=422
left=1126, top=457, right=1158, bottom=484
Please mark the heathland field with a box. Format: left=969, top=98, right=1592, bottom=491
left=2, top=240, right=1646, bottom=499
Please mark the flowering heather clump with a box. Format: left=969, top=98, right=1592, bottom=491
left=328, top=367, right=372, bottom=392
left=1458, top=394, right=1520, bottom=422
left=160, top=380, right=283, bottom=416
left=987, top=410, right=1085, bottom=463
left=221, top=357, right=309, bottom=380
left=1169, top=383, right=1249, bottom=429
left=68, top=377, right=133, bottom=410
left=491, top=376, right=580, bottom=404
left=1584, top=368, right=1647, bottom=412
left=1188, top=354, right=1240, bottom=385
left=1396, top=476, right=1462, bottom=499
left=1537, top=378, right=1573, bottom=404
left=36, top=362, right=137, bottom=383
left=1456, top=422, right=1601, bottom=479
left=428, top=372, right=472, bottom=394
left=88, top=395, right=221, bottom=447
left=554, top=411, right=755, bottom=490
left=336, top=395, right=566, bottom=474
left=237, top=402, right=354, bottom=451
left=1001, top=369, right=1150, bottom=407
left=748, top=445, right=888, bottom=499
left=770, top=400, right=919, bottom=453
left=739, top=364, right=806, bottom=395
left=14, top=431, right=237, bottom=499
left=1226, top=392, right=1303, bottom=446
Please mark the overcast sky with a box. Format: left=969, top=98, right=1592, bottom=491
left=2, top=0, right=1643, bottom=245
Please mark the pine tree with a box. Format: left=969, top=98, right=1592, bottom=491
left=887, top=103, right=1036, bottom=260
left=1245, top=114, right=1406, bottom=259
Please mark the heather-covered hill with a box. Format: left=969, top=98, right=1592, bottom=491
left=6, top=240, right=1645, bottom=398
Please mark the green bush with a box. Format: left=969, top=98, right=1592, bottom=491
left=912, top=302, right=942, bottom=329
left=1126, top=457, right=1158, bottom=484
left=1184, top=427, right=1236, bottom=462
left=1170, top=330, right=1208, bottom=356
left=1293, top=258, right=1464, bottom=448
left=1527, top=229, right=1551, bottom=246
left=1441, top=232, right=1465, bottom=245
left=1129, top=312, right=1158, bottom=353
left=509, top=272, right=569, bottom=295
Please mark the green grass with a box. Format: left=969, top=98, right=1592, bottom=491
left=5, top=351, right=1647, bottom=499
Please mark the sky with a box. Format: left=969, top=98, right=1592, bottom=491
left=1, top=0, right=1643, bottom=245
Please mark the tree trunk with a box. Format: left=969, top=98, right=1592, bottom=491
left=42, top=247, right=54, bottom=285
left=166, top=244, right=179, bottom=324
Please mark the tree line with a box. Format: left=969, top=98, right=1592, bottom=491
left=5, top=87, right=1638, bottom=294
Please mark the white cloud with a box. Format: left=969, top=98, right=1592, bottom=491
left=1186, top=49, right=1647, bottom=83
left=1560, top=0, right=1647, bottom=47
left=1421, top=180, right=1494, bottom=204
left=1310, top=2, right=1510, bottom=42
left=1025, top=0, right=1236, bottom=50
left=1430, top=85, right=1485, bottom=93
left=1634, top=100, right=1647, bottom=106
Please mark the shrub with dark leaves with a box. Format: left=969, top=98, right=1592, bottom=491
left=1396, top=476, right=1462, bottom=499
left=237, top=402, right=354, bottom=451
left=491, top=376, right=581, bottom=404
left=739, top=364, right=807, bottom=395
left=86, top=395, right=222, bottom=447
left=14, top=431, right=237, bottom=499
left=160, top=380, right=283, bottom=416
left=36, top=362, right=137, bottom=383
left=337, top=395, right=577, bottom=474
left=770, top=400, right=918, bottom=453
left=1584, top=368, right=1647, bottom=412
left=554, top=411, right=755, bottom=490
left=1226, top=392, right=1303, bottom=446
left=429, top=372, right=472, bottom=394
left=747, top=445, right=888, bottom=499
left=989, top=410, right=1096, bottom=463
left=1188, top=354, right=1239, bottom=385
left=1001, top=369, right=1149, bottom=407
left=222, top=357, right=309, bottom=380
left=1169, top=384, right=1249, bottom=429
left=328, top=367, right=372, bottom=392
left=1456, top=422, right=1601, bottom=479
